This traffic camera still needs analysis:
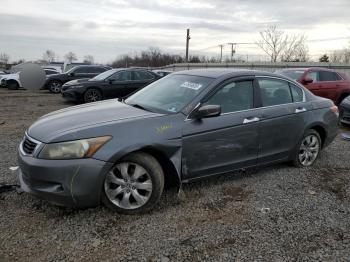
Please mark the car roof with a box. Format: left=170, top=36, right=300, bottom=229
left=278, top=67, right=338, bottom=72
left=172, top=68, right=282, bottom=79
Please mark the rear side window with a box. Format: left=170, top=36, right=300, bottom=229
left=258, top=79, right=292, bottom=106
left=112, top=71, right=131, bottom=81
left=74, top=67, right=89, bottom=73
left=289, top=84, right=304, bottom=102
left=319, top=71, right=341, bottom=81
left=133, top=71, right=154, bottom=80
left=88, top=67, right=106, bottom=73
left=205, top=81, right=254, bottom=113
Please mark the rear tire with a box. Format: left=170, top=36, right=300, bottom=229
left=7, top=80, right=19, bottom=90
left=102, top=152, right=164, bottom=214
left=83, top=88, right=102, bottom=103
left=293, top=129, right=321, bottom=167
left=48, top=80, right=63, bottom=93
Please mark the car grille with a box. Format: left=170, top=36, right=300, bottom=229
left=22, top=136, right=38, bottom=155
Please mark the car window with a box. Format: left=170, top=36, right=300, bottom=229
left=88, top=67, right=106, bottom=74
left=74, top=67, right=90, bottom=74
left=44, top=70, right=58, bottom=75
left=204, top=81, right=253, bottom=113
left=258, top=79, right=292, bottom=106
left=289, top=83, right=304, bottom=102
left=110, top=71, right=131, bottom=81
left=277, top=70, right=306, bottom=80
left=319, top=71, right=341, bottom=81
left=306, top=71, right=319, bottom=82
left=133, top=71, right=154, bottom=80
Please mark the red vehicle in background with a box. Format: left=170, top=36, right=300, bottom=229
left=276, top=68, right=350, bottom=104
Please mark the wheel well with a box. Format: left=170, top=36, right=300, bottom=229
left=7, top=79, right=19, bottom=85
left=49, top=79, right=62, bottom=83
left=127, top=148, right=180, bottom=188
left=337, top=93, right=350, bottom=105
left=310, top=126, right=326, bottom=147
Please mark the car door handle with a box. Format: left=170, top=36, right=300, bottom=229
left=243, top=117, right=260, bottom=124
left=295, top=107, right=307, bottom=113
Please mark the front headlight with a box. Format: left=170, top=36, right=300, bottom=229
left=38, top=136, right=111, bottom=160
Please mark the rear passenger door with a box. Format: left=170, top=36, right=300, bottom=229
left=257, top=77, right=311, bottom=164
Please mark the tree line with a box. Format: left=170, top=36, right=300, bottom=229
left=1, top=25, right=350, bottom=68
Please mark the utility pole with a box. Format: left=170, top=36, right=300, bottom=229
left=219, top=44, right=224, bottom=62
left=186, top=29, right=190, bottom=62
left=228, top=43, right=236, bottom=62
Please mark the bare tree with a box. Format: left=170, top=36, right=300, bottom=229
left=330, top=49, right=350, bottom=63
left=0, top=53, right=10, bottom=65
left=64, top=52, right=77, bottom=63
left=43, top=50, right=55, bottom=63
left=256, top=25, right=309, bottom=62
left=83, top=55, right=94, bottom=64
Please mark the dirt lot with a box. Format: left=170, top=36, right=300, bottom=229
left=1, top=88, right=350, bottom=261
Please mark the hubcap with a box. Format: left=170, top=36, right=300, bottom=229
left=104, top=162, right=153, bottom=209
left=298, top=134, right=320, bottom=166
left=86, top=90, right=100, bottom=102
left=50, top=82, right=61, bottom=93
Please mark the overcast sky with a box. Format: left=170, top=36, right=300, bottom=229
left=0, top=0, right=349, bottom=63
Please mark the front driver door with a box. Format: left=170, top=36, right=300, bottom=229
left=105, top=71, right=132, bottom=99
left=182, top=78, right=261, bottom=180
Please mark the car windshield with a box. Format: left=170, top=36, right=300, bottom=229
left=90, top=69, right=118, bottom=81
left=277, top=70, right=305, bottom=80
left=125, top=74, right=213, bottom=113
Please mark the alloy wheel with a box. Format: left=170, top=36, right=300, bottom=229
left=104, top=162, right=153, bottom=209
left=298, top=134, right=320, bottom=166
left=85, top=90, right=101, bottom=102
left=50, top=81, right=62, bottom=93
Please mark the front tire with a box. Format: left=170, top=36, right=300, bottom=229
left=83, top=88, right=102, bottom=103
left=293, top=129, right=321, bottom=167
left=48, top=80, right=63, bottom=93
left=102, top=152, right=164, bottom=214
left=7, top=80, right=19, bottom=90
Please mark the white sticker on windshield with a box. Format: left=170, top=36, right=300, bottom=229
left=181, top=81, right=202, bottom=90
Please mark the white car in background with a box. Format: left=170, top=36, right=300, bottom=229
left=0, top=68, right=59, bottom=90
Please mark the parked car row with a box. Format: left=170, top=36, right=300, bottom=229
left=18, top=69, right=339, bottom=214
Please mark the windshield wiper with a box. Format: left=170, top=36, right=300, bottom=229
left=128, top=103, right=152, bottom=112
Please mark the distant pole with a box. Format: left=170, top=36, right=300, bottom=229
left=186, top=29, right=190, bottom=62
left=228, top=43, right=236, bottom=62
left=219, top=44, right=224, bottom=62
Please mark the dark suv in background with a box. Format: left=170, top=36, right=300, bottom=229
left=61, top=68, right=160, bottom=103
left=276, top=68, right=350, bottom=105
left=45, top=65, right=111, bottom=93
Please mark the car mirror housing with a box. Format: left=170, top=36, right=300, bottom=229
left=193, top=104, right=221, bottom=119
left=69, top=72, right=75, bottom=77
left=302, top=77, right=313, bottom=84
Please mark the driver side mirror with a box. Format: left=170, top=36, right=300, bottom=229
left=69, top=72, right=75, bottom=76
left=302, top=77, right=313, bottom=84
left=192, top=104, right=221, bottom=119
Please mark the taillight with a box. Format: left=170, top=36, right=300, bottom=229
left=330, top=105, right=339, bottom=116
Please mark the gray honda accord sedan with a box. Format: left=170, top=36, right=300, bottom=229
left=18, top=69, right=338, bottom=214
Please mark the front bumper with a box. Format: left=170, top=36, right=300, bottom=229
left=62, top=89, right=83, bottom=102
left=18, top=153, right=113, bottom=208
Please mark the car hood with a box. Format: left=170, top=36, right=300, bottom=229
left=28, top=100, right=162, bottom=143
left=1, top=73, right=19, bottom=79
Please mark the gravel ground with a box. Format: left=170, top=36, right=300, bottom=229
left=1, top=88, right=350, bottom=261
